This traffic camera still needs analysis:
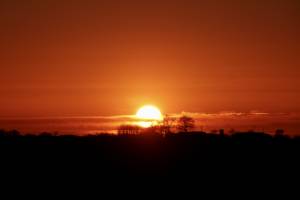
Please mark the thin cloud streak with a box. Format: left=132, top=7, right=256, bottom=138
left=0, top=112, right=299, bottom=135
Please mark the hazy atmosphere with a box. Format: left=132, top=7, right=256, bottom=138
left=0, top=0, right=299, bottom=134
left=2, top=0, right=300, bottom=186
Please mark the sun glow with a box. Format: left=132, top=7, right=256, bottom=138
left=136, top=105, right=163, bottom=128
left=138, top=121, right=154, bottom=128
left=136, top=105, right=163, bottom=120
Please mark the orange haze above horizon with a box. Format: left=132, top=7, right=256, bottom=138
left=0, top=0, right=299, bottom=118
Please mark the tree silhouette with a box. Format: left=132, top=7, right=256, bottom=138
left=177, top=115, right=195, bottom=133
left=118, top=125, right=141, bottom=135
left=160, top=115, right=176, bottom=134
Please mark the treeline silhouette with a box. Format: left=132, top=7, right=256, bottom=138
left=1, top=127, right=300, bottom=181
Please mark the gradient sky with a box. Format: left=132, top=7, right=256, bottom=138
left=0, top=0, right=299, bottom=118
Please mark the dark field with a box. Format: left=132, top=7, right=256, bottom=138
left=1, top=130, right=300, bottom=183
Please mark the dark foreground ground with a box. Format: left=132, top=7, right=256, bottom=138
left=1, top=131, right=300, bottom=190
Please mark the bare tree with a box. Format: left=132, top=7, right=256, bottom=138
left=160, top=115, right=176, bottom=134
left=177, top=115, right=195, bottom=133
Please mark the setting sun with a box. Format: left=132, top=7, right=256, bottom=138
left=136, top=105, right=163, bottom=120
left=135, top=105, right=163, bottom=128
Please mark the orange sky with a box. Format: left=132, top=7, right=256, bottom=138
left=0, top=0, right=299, bottom=118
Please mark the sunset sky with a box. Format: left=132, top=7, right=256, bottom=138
left=0, top=0, right=299, bottom=127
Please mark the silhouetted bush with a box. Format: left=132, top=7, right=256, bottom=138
left=176, top=115, right=195, bottom=132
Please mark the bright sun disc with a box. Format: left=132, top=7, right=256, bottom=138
left=136, top=105, right=163, bottom=121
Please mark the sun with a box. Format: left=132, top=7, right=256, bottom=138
left=136, top=105, right=163, bottom=120
left=136, top=105, right=163, bottom=127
